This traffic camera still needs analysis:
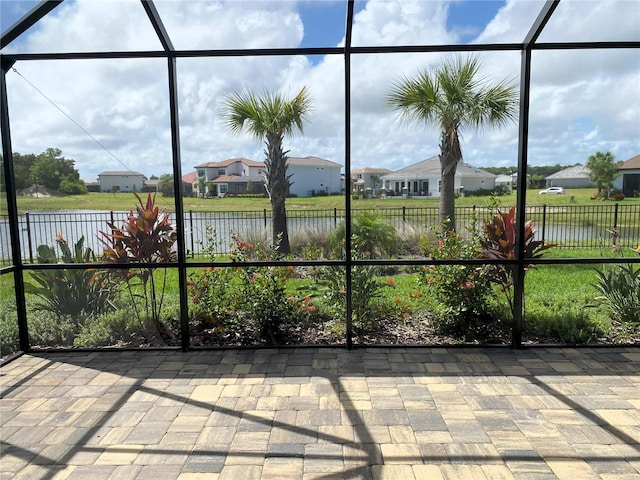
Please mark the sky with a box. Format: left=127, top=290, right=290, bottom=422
left=1, top=0, right=639, bottom=181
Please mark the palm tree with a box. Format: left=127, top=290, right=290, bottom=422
left=221, top=87, right=312, bottom=254
left=386, top=56, right=518, bottom=231
left=586, top=151, right=621, bottom=199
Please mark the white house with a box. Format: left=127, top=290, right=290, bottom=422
left=287, top=156, right=343, bottom=197
left=351, top=167, right=392, bottom=196
left=544, top=165, right=593, bottom=188
left=380, top=155, right=496, bottom=197
left=614, top=154, right=640, bottom=197
left=97, top=171, right=146, bottom=193
left=495, top=173, right=517, bottom=192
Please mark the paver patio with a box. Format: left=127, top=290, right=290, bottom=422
left=1, top=347, right=639, bottom=479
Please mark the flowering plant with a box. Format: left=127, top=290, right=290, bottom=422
left=420, top=225, right=492, bottom=334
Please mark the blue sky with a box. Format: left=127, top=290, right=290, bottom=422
left=1, top=1, right=638, bottom=179
left=2, top=0, right=504, bottom=47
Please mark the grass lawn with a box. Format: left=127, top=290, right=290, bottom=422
left=4, top=187, right=638, bottom=213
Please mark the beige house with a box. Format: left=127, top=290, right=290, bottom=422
left=380, top=155, right=496, bottom=197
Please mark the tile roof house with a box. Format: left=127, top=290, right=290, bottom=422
left=380, top=155, right=496, bottom=197
left=614, top=154, right=640, bottom=197
left=189, top=156, right=343, bottom=198
left=193, top=158, right=265, bottom=197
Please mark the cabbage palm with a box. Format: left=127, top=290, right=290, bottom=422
left=386, top=56, right=518, bottom=231
left=221, top=87, right=312, bottom=253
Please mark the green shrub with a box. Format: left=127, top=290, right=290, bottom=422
left=419, top=226, right=492, bottom=335
left=74, top=307, right=141, bottom=348
left=594, top=264, right=640, bottom=324
left=314, top=261, right=388, bottom=336
left=0, top=299, right=19, bottom=357
left=525, top=301, right=607, bottom=344
left=24, top=235, right=114, bottom=318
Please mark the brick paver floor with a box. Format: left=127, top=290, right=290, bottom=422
left=1, top=347, right=639, bottom=479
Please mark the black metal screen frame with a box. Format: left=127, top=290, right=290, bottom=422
left=1, top=0, right=639, bottom=356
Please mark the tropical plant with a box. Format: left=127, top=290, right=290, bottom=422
left=99, top=193, right=177, bottom=338
left=330, top=211, right=397, bottom=258
left=24, top=234, right=113, bottom=317
left=480, top=206, right=553, bottom=314
left=586, top=151, right=621, bottom=199
left=314, top=259, right=388, bottom=338
left=593, top=264, right=640, bottom=324
left=386, top=55, right=518, bottom=231
left=220, top=87, right=312, bottom=254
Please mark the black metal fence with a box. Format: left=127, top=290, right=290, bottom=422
left=1, top=203, right=638, bottom=263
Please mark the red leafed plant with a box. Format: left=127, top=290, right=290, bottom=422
left=100, top=193, right=177, bottom=337
left=480, top=206, right=554, bottom=315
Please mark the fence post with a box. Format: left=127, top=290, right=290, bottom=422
left=402, top=206, right=406, bottom=222
left=25, top=212, right=33, bottom=263
left=612, top=203, right=619, bottom=247
left=263, top=209, right=268, bottom=228
left=541, top=205, right=546, bottom=245
left=334, top=207, right=337, bottom=227
left=110, top=210, right=114, bottom=226
left=189, top=210, right=194, bottom=258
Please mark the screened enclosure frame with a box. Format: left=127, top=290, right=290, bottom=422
left=1, top=0, right=639, bottom=357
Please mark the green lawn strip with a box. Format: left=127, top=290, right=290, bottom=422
left=7, top=188, right=639, bottom=213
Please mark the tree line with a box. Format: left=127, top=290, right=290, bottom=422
left=0, top=147, right=87, bottom=194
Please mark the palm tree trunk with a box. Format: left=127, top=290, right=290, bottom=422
left=439, top=133, right=459, bottom=231
left=265, top=133, right=291, bottom=254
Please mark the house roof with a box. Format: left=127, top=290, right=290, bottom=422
left=381, top=155, right=496, bottom=179
left=620, top=154, right=640, bottom=169
left=495, top=174, right=514, bottom=183
left=287, top=156, right=342, bottom=168
left=182, top=171, right=197, bottom=184
left=97, top=170, right=146, bottom=177
left=211, top=174, right=265, bottom=184
left=544, top=165, right=591, bottom=180
left=351, top=167, right=393, bottom=175
left=194, top=158, right=264, bottom=168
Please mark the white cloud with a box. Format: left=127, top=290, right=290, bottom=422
left=2, top=0, right=638, bottom=180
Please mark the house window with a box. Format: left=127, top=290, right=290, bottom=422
left=197, top=169, right=205, bottom=177
left=438, top=180, right=442, bottom=192
left=218, top=169, right=225, bottom=176
left=219, top=184, right=228, bottom=194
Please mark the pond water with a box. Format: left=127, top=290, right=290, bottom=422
left=1, top=209, right=637, bottom=263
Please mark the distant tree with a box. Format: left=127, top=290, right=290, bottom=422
left=149, top=174, right=159, bottom=180
left=29, top=148, right=80, bottom=192
left=221, top=87, right=312, bottom=253
left=386, top=56, right=518, bottom=231
left=197, top=175, right=206, bottom=198
left=59, top=176, right=88, bottom=195
left=587, top=151, right=621, bottom=199
left=5, top=152, right=37, bottom=190
left=157, top=174, right=174, bottom=197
